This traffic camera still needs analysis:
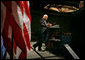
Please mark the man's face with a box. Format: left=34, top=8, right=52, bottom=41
left=44, top=16, right=48, bottom=20
left=79, top=4, right=84, bottom=8
left=79, top=1, right=84, bottom=8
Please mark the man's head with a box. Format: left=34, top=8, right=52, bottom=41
left=43, top=14, right=48, bottom=20
left=79, top=1, right=84, bottom=8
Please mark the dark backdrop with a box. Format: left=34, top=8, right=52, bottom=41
left=30, top=1, right=84, bottom=59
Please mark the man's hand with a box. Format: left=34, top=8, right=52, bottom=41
left=47, top=23, right=52, bottom=27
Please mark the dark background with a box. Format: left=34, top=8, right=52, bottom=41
left=30, top=0, right=84, bottom=59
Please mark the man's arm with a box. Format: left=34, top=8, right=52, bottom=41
left=40, top=19, right=47, bottom=27
left=40, top=18, right=52, bottom=27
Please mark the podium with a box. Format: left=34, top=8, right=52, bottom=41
left=45, top=25, right=61, bottom=40
left=46, top=25, right=71, bottom=53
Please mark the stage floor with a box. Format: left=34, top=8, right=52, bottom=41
left=5, top=41, right=64, bottom=59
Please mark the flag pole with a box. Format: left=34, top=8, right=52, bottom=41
left=11, top=30, right=13, bottom=59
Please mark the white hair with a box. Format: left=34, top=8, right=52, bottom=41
left=43, top=14, right=48, bottom=18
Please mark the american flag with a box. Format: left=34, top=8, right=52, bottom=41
left=1, top=1, right=31, bottom=59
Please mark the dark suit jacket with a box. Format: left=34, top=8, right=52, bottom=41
left=39, top=18, right=48, bottom=33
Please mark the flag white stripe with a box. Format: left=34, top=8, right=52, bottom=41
left=23, top=1, right=31, bottom=58
left=11, top=1, right=31, bottom=58
left=23, top=10, right=31, bottom=40
left=12, top=1, right=25, bottom=58
left=15, top=46, right=22, bottom=59
left=12, top=1, right=22, bottom=29
left=27, top=1, right=30, bottom=8
left=2, top=1, right=31, bottom=59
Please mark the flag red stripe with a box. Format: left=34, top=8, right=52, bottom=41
left=23, top=22, right=31, bottom=50
left=8, top=9, right=27, bottom=59
left=2, top=3, right=27, bottom=58
left=23, top=1, right=31, bottom=50
left=2, top=1, right=31, bottom=59
left=17, top=1, right=31, bottom=50
left=23, top=1, right=31, bottom=22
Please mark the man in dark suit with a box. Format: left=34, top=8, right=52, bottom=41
left=33, top=14, right=52, bottom=51
left=70, top=1, right=84, bottom=58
